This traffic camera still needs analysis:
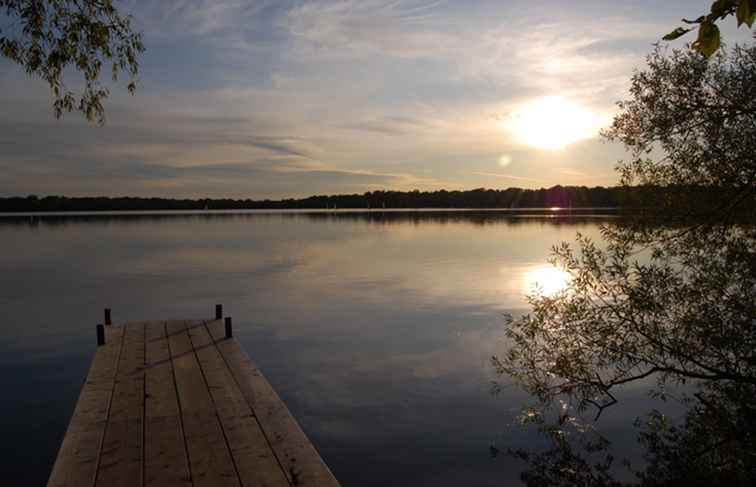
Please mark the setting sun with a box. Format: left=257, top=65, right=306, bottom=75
left=507, top=96, right=607, bottom=150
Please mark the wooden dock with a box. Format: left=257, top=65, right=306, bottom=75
left=47, top=309, right=341, bottom=487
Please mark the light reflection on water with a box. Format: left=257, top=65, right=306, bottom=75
left=522, top=264, right=572, bottom=297
left=0, top=211, right=650, bottom=486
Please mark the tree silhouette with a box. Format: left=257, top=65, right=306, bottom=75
left=496, top=44, right=756, bottom=486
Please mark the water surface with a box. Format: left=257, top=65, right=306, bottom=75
left=0, top=211, right=656, bottom=486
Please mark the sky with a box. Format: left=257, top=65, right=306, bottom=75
left=0, top=0, right=753, bottom=199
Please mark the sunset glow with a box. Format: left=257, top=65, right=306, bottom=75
left=507, top=96, right=607, bottom=151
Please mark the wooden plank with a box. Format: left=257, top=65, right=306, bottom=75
left=167, top=320, right=241, bottom=487
left=47, top=326, right=125, bottom=487
left=95, top=322, right=146, bottom=487
left=50, top=316, right=341, bottom=487
left=207, top=320, right=341, bottom=487
left=187, top=322, right=290, bottom=487
left=144, top=321, right=191, bottom=487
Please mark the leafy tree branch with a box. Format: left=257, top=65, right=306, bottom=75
left=496, top=44, right=756, bottom=486
left=664, top=0, right=756, bottom=57
left=0, top=0, right=144, bottom=123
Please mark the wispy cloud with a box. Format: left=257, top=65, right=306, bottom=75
left=335, top=115, right=436, bottom=135
left=469, top=172, right=547, bottom=183
left=283, top=0, right=449, bottom=58
left=6, top=0, right=744, bottom=197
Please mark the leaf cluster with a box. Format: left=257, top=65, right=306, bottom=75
left=499, top=224, right=756, bottom=415
left=508, top=416, right=622, bottom=487
left=602, top=44, right=756, bottom=218
left=663, top=0, right=756, bottom=57
left=637, top=384, right=756, bottom=486
left=0, top=0, right=144, bottom=123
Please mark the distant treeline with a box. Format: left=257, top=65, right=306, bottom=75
left=0, top=186, right=632, bottom=212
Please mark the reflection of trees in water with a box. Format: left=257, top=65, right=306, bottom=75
left=498, top=224, right=756, bottom=486
left=0, top=210, right=620, bottom=229
left=495, top=45, right=756, bottom=486
left=300, top=211, right=620, bottom=227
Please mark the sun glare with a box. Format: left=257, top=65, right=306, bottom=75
left=524, top=264, right=572, bottom=297
left=507, top=96, right=607, bottom=150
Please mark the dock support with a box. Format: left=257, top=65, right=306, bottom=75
left=104, top=308, right=112, bottom=325
left=215, top=304, right=223, bottom=320
left=225, top=317, right=233, bottom=339
left=96, top=324, right=105, bottom=346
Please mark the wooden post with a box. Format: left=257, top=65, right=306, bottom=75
left=224, top=317, right=233, bottom=339
left=215, top=304, right=223, bottom=320
left=96, top=324, right=105, bottom=346
left=104, top=308, right=112, bottom=325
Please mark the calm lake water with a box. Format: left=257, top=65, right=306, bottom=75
left=0, top=211, right=664, bottom=486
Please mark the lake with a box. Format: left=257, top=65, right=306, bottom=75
left=0, top=211, right=662, bottom=486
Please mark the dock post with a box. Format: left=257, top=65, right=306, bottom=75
left=215, top=304, right=223, bottom=320
left=96, top=324, right=105, bottom=346
left=104, top=308, right=112, bottom=325
left=224, top=317, right=233, bottom=339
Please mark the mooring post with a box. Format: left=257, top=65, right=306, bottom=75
left=215, top=304, right=223, bottom=320
left=225, top=317, right=233, bottom=339
left=96, top=324, right=105, bottom=346
left=104, top=308, right=112, bottom=325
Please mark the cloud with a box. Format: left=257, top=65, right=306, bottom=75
left=124, top=0, right=272, bottom=37
left=2, top=0, right=712, bottom=197
left=282, top=0, right=449, bottom=58
left=335, top=115, right=436, bottom=135
left=469, top=172, right=547, bottom=183
left=0, top=109, right=430, bottom=198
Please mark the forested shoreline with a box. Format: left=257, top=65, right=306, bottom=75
left=1, top=185, right=630, bottom=212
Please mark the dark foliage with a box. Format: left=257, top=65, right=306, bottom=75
left=0, top=185, right=630, bottom=212
left=0, top=0, right=144, bottom=123
left=496, top=45, right=756, bottom=486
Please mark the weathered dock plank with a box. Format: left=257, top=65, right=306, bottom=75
left=207, top=320, right=341, bottom=487
left=47, top=326, right=124, bottom=487
left=188, top=321, right=290, bottom=487
left=144, top=320, right=192, bottom=487
left=47, top=311, right=341, bottom=487
left=95, top=321, right=145, bottom=487
left=167, top=320, right=240, bottom=487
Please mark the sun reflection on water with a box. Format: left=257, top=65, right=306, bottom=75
left=523, top=264, right=572, bottom=297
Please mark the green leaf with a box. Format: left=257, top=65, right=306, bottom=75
left=710, top=0, right=737, bottom=18
left=682, top=15, right=707, bottom=25
left=692, top=22, right=721, bottom=58
left=741, top=0, right=756, bottom=27
left=663, top=27, right=692, bottom=41
left=737, top=0, right=754, bottom=26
